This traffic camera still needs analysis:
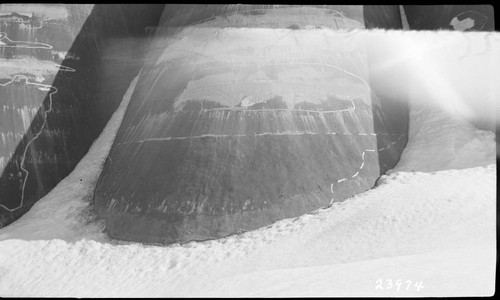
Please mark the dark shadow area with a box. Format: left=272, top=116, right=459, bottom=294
left=363, top=5, right=403, bottom=30
left=363, top=5, right=410, bottom=176
left=0, top=4, right=165, bottom=228
left=403, top=5, right=494, bottom=31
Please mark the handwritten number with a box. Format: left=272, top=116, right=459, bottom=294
left=376, top=279, right=423, bottom=292
left=405, top=280, right=412, bottom=290
left=415, top=281, right=424, bottom=292
left=395, top=279, right=402, bottom=291
left=386, top=279, right=393, bottom=289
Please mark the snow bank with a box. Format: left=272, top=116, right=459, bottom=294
left=390, top=103, right=495, bottom=173
left=0, top=163, right=495, bottom=297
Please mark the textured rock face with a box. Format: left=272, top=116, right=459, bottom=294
left=0, top=4, right=164, bottom=228
left=93, top=5, right=409, bottom=244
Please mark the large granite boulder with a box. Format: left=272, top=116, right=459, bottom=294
left=93, top=5, right=409, bottom=244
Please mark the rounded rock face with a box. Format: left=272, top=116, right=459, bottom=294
left=93, top=5, right=409, bottom=244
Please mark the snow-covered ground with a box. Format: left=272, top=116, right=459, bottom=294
left=0, top=30, right=497, bottom=297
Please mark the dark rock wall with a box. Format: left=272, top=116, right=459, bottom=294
left=0, top=4, right=164, bottom=227
left=403, top=5, right=494, bottom=31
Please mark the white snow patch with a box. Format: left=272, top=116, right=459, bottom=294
left=0, top=163, right=495, bottom=297
left=389, top=103, right=495, bottom=173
